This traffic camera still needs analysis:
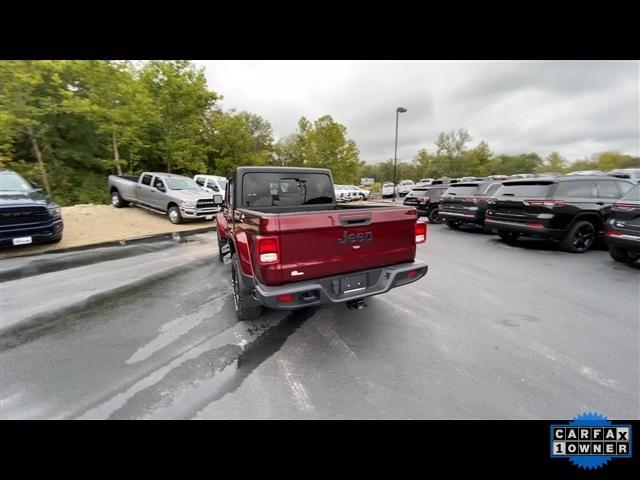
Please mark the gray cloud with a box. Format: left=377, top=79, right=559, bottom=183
left=197, top=60, right=639, bottom=163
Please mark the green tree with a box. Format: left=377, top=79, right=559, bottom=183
left=0, top=60, right=68, bottom=194
left=537, top=152, right=568, bottom=173
left=61, top=61, right=158, bottom=175
left=207, top=110, right=274, bottom=176
left=463, top=141, right=493, bottom=176
left=140, top=61, right=219, bottom=173
left=290, top=115, right=362, bottom=183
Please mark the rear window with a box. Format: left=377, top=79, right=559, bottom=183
left=481, top=183, right=501, bottom=196
left=495, top=181, right=554, bottom=198
left=444, top=184, right=479, bottom=196
left=242, top=173, right=334, bottom=207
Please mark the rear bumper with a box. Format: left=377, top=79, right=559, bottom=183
left=484, top=218, right=565, bottom=239
left=0, top=219, right=63, bottom=247
left=251, top=261, right=428, bottom=310
left=604, top=230, right=640, bottom=252
left=440, top=209, right=482, bottom=224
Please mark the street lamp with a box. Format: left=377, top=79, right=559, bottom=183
left=393, top=107, right=407, bottom=202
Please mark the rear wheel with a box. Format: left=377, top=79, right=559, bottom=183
left=231, top=256, right=263, bottom=321
left=560, top=220, right=595, bottom=253
left=111, top=190, right=129, bottom=208
left=609, top=246, right=640, bottom=263
left=498, top=230, right=520, bottom=243
left=428, top=208, right=443, bottom=224
left=446, top=220, right=462, bottom=229
left=168, top=205, right=182, bottom=224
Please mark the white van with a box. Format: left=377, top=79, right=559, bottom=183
left=194, top=175, right=227, bottom=199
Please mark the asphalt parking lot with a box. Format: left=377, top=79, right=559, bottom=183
left=0, top=224, right=638, bottom=419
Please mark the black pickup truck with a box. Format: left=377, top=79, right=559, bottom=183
left=0, top=169, right=63, bottom=247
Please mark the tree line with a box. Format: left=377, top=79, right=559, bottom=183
left=1, top=62, right=637, bottom=206
left=0, top=60, right=362, bottom=205
left=361, top=129, right=639, bottom=186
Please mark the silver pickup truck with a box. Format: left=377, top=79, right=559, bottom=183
left=108, top=172, right=223, bottom=224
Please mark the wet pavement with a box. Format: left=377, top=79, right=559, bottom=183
left=0, top=226, right=638, bottom=419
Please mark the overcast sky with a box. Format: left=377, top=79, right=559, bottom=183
left=195, top=61, right=639, bottom=164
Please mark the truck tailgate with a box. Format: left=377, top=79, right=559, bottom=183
left=270, top=208, right=417, bottom=285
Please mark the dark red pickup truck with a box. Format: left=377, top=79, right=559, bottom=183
left=216, top=167, right=428, bottom=320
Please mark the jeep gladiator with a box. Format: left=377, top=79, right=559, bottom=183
left=108, top=172, right=223, bottom=224
left=216, top=167, right=428, bottom=320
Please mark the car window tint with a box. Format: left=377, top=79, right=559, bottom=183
left=482, top=183, right=501, bottom=196
left=554, top=181, right=596, bottom=198
left=195, top=177, right=205, bottom=186
left=617, top=181, right=634, bottom=197
left=153, top=178, right=164, bottom=189
left=141, top=174, right=152, bottom=186
left=595, top=181, right=620, bottom=199
left=620, top=184, right=639, bottom=201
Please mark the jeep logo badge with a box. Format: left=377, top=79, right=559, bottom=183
left=338, top=231, right=373, bottom=244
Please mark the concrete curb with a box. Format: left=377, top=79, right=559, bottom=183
left=0, top=226, right=217, bottom=283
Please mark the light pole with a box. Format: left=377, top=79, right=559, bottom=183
left=393, top=107, right=407, bottom=202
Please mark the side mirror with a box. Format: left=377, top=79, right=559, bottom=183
left=156, top=185, right=166, bottom=192
left=30, top=181, right=41, bottom=190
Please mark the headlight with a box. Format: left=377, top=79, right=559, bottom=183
left=181, top=200, right=197, bottom=208
left=48, top=205, right=61, bottom=218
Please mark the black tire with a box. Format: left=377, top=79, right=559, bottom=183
left=445, top=220, right=462, bottom=229
left=231, top=256, right=263, bottom=321
left=111, top=190, right=129, bottom=208
left=428, top=208, right=443, bottom=224
left=559, top=220, right=596, bottom=253
left=168, top=205, right=182, bottom=224
left=498, top=230, right=520, bottom=243
left=609, top=246, right=640, bottom=263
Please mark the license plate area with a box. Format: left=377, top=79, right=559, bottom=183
left=340, top=273, right=368, bottom=294
left=12, top=236, right=33, bottom=246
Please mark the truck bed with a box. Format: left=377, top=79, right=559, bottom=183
left=236, top=202, right=419, bottom=286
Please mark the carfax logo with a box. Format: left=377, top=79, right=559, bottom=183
left=550, top=412, right=632, bottom=470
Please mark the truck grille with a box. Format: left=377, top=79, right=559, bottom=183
left=0, top=206, right=50, bottom=225
left=196, top=199, right=217, bottom=209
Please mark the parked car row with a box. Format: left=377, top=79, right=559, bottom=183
left=405, top=175, right=639, bottom=263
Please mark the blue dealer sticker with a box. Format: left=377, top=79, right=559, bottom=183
left=550, top=412, right=632, bottom=470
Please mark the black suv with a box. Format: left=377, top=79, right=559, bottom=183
left=439, top=180, right=503, bottom=231
left=402, top=185, right=449, bottom=223
left=0, top=169, right=63, bottom=247
left=604, top=183, right=639, bottom=263
left=485, top=176, right=635, bottom=253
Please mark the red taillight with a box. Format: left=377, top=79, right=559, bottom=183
left=277, top=293, right=294, bottom=303
left=524, top=221, right=544, bottom=228
left=605, top=229, right=623, bottom=237
left=463, top=196, right=479, bottom=204
left=407, top=270, right=417, bottom=278
left=523, top=199, right=565, bottom=207
left=614, top=203, right=636, bottom=210
left=415, top=222, right=427, bottom=243
left=257, top=236, right=280, bottom=265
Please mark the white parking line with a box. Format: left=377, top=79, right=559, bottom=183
left=314, top=322, right=357, bottom=358
left=276, top=357, right=315, bottom=414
